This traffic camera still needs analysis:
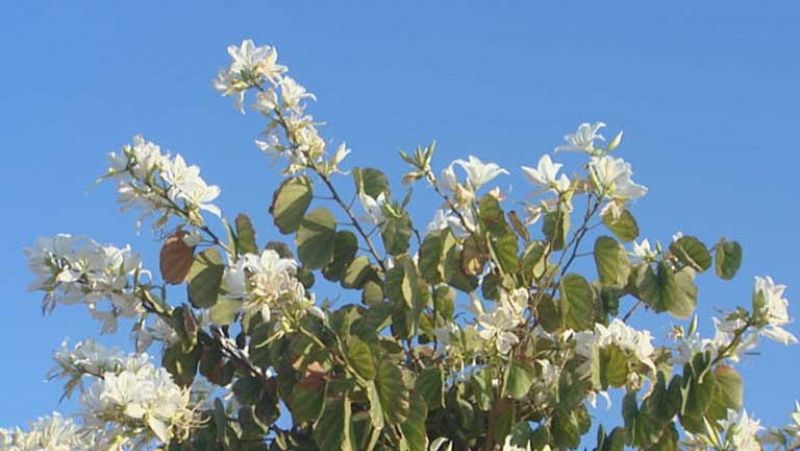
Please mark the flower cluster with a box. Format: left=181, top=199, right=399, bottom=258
left=428, top=155, right=507, bottom=235
left=472, top=288, right=528, bottom=354
left=573, top=319, right=656, bottom=374
left=684, top=409, right=762, bottom=450
left=224, top=249, right=322, bottom=329
left=80, top=360, right=196, bottom=446
left=215, top=40, right=349, bottom=177
left=753, top=275, right=798, bottom=345
left=25, top=234, right=145, bottom=333
left=106, top=135, right=222, bottom=228
left=0, top=413, right=93, bottom=451
left=49, top=339, right=149, bottom=394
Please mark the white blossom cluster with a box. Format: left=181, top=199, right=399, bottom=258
left=25, top=234, right=145, bottom=333
left=214, top=40, right=350, bottom=178
left=224, top=249, right=323, bottom=329
left=684, top=409, right=762, bottom=450
left=471, top=288, right=528, bottom=354
left=573, top=319, right=656, bottom=373
left=0, top=413, right=94, bottom=451
left=50, top=339, right=149, bottom=386
left=3, top=340, right=199, bottom=449
left=672, top=275, right=797, bottom=366
left=106, top=135, right=222, bottom=228
left=428, top=155, right=508, bottom=235
left=80, top=360, right=196, bottom=446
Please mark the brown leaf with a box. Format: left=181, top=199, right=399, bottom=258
left=160, top=231, right=196, bottom=284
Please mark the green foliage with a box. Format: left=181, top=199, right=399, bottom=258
left=715, top=239, right=743, bottom=280
left=187, top=248, right=224, bottom=308
left=270, top=176, right=313, bottom=234
left=296, top=207, right=337, bottom=269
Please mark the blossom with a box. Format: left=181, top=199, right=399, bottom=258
left=717, top=409, right=763, bottom=451
left=223, top=250, right=319, bottom=326
left=215, top=40, right=287, bottom=112
left=588, top=155, right=648, bottom=202
left=0, top=413, right=93, bottom=451
left=25, top=235, right=145, bottom=332
left=521, top=155, right=570, bottom=192
left=472, top=292, right=525, bottom=354
left=50, top=339, right=148, bottom=384
left=162, top=154, right=222, bottom=217
left=453, top=156, right=508, bottom=190
left=359, top=192, right=387, bottom=227
left=555, top=122, right=606, bottom=154
left=438, top=164, right=458, bottom=193
left=574, top=319, right=655, bottom=371
left=80, top=362, right=195, bottom=445
left=280, top=76, right=316, bottom=109
left=631, top=239, right=655, bottom=260
left=754, top=276, right=798, bottom=345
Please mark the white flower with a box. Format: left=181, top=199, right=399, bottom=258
left=473, top=292, right=524, bottom=354
left=253, top=88, right=278, bottom=114
left=227, top=40, right=284, bottom=80
left=215, top=40, right=287, bottom=112
left=0, top=413, right=93, bottom=450
left=754, top=276, right=798, bottom=345
left=24, top=235, right=145, bottom=329
left=280, top=76, right=316, bottom=109
left=555, top=122, right=607, bottom=154
left=453, top=155, right=508, bottom=190
left=717, top=409, right=762, bottom=451
left=359, top=192, right=387, bottom=227
left=438, top=164, right=459, bottom=193
left=223, top=250, right=316, bottom=327
left=631, top=239, right=655, bottom=260
left=672, top=231, right=684, bottom=242
left=162, top=154, right=222, bottom=218
left=81, top=362, right=194, bottom=445
left=588, top=155, right=648, bottom=201
left=574, top=319, right=655, bottom=372
left=521, top=155, right=570, bottom=193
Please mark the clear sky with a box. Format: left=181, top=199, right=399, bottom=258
left=2, top=0, right=800, bottom=438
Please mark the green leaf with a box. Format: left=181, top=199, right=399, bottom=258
left=602, top=209, right=639, bottom=242
left=636, top=262, right=697, bottom=318
left=670, top=236, right=711, bottom=272
left=342, top=256, right=374, bottom=289
left=707, top=365, right=743, bottom=421
left=323, top=231, right=359, bottom=282
left=505, top=360, right=535, bottom=400
left=478, top=194, right=511, bottom=236
left=290, top=378, right=326, bottom=424
left=162, top=343, right=200, bottom=386
left=296, top=208, right=337, bottom=269
left=715, top=239, right=743, bottom=280
left=314, top=394, right=351, bottom=450
left=442, top=231, right=479, bottom=292
left=594, top=236, right=631, bottom=288
left=599, top=345, right=629, bottom=388
left=400, top=392, right=428, bottom=451
left=415, top=367, right=444, bottom=409
left=559, top=273, right=595, bottom=330
left=521, top=240, right=547, bottom=283
left=187, top=248, right=224, bottom=308
left=353, top=167, right=390, bottom=197
left=489, top=231, right=519, bottom=275
left=208, top=298, right=241, bottom=326
left=235, top=213, right=258, bottom=255
left=419, top=230, right=446, bottom=284
left=270, top=176, right=313, bottom=234
left=381, top=211, right=412, bottom=256
left=433, top=285, right=456, bottom=321
left=376, top=360, right=410, bottom=424
left=543, top=210, right=570, bottom=250
left=346, top=336, right=376, bottom=381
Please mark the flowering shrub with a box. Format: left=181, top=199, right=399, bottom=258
left=3, top=39, right=800, bottom=450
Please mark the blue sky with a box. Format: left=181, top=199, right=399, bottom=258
left=2, top=0, right=800, bottom=438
